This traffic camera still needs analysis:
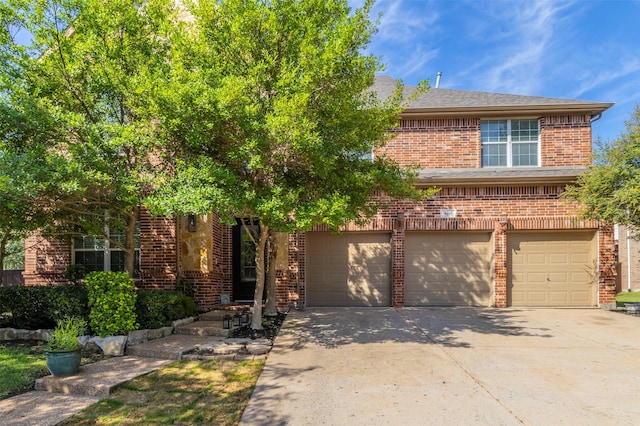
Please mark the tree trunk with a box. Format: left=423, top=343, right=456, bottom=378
left=251, top=223, right=269, bottom=330
left=0, top=232, right=8, bottom=286
left=264, top=228, right=278, bottom=316
left=124, top=205, right=139, bottom=278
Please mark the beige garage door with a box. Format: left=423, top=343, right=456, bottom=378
left=306, top=232, right=391, bottom=307
left=405, top=232, right=493, bottom=306
left=508, top=231, right=596, bottom=307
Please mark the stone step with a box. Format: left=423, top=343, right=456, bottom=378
left=126, top=334, right=224, bottom=360
left=173, top=320, right=232, bottom=338
left=198, top=309, right=252, bottom=322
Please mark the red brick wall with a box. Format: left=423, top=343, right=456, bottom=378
left=138, top=209, right=177, bottom=290
left=23, top=233, right=71, bottom=285
left=378, top=115, right=592, bottom=168
left=286, top=184, right=617, bottom=309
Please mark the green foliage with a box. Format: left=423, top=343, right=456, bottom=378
left=565, top=106, right=640, bottom=228
left=3, top=239, right=24, bottom=270
left=0, top=285, right=88, bottom=329
left=85, top=271, right=138, bottom=337
left=1, top=0, right=182, bottom=277
left=135, top=290, right=197, bottom=329
left=64, top=264, right=86, bottom=285
left=47, top=317, right=87, bottom=351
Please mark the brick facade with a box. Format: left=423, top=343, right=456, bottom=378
left=23, top=96, right=617, bottom=311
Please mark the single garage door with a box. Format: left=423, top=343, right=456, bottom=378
left=306, top=232, right=391, bottom=307
left=508, top=231, right=597, bottom=307
left=405, top=232, right=493, bottom=306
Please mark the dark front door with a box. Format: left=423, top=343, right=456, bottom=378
left=232, top=218, right=260, bottom=302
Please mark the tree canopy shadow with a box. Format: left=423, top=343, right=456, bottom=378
left=278, top=307, right=554, bottom=350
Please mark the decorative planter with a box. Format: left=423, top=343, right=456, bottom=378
left=45, top=349, right=82, bottom=377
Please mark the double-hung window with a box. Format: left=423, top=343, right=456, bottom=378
left=481, top=119, right=540, bottom=167
left=73, top=224, right=141, bottom=278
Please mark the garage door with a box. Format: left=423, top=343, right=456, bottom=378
left=306, top=232, right=391, bottom=307
left=405, top=232, right=493, bottom=306
left=508, top=231, right=596, bottom=307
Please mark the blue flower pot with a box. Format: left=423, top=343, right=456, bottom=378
left=45, top=350, right=82, bottom=377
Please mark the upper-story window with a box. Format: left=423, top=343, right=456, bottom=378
left=73, top=224, right=141, bottom=278
left=481, top=119, right=540, bottom=167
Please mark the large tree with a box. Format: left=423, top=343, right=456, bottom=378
left=145, top=0, right=432, bottom=328
left=565, top=105, right=640, bottom=229
left=1, top=0, right=180, bottom=277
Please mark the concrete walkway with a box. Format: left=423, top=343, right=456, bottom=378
left=241, top=307, right=640, bottom=425
left=0, top=328, right=268, bottom=426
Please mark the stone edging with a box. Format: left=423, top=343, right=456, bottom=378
left=0, top=316, right=197, bottom=347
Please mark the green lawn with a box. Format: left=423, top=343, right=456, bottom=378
left=59, top=359, right=264, bottom=426
left=616, top=291, right=640, bottom=308
left=0, top=342, right=48, bottom=399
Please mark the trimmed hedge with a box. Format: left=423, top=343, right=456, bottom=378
left=136, top=290, right=197, bottom=329
left=0, top=283, right=197, bottom=332
left=0, top=285, right=88, bottom=329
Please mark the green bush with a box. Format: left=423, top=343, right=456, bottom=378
left=0, top=285, right=88, bottom=329
left=136, top=290, right=197, bottom=329
left=86, top=272, right=138, bottom=337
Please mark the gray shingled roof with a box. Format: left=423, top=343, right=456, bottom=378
left=416, top=166, right=586, bottom=185
left=372, top=75, right=612, bottom=114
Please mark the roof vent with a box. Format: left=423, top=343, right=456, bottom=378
left=435, top=71, right=442, bottom=88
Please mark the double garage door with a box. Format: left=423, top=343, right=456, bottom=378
left=306, top=231, right=493, bottom=307
left=306, top=230, right=597, bottom=308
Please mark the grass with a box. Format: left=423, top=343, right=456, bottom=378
left=58, top=359, right=265, bottom=426
left=0, top=341, right=48, bottom=399
left=616, top=291, right=640, bottom=308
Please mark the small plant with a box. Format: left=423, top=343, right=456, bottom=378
left=47, top=317, right=86, bottom=352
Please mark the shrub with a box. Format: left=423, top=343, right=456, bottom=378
left=85, top=272, right=138, bottom=337
left=0, top=285, right=88, bottom=329
left=136, top=290, right=197, bottom=329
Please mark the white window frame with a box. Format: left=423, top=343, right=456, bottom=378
left=72, top=225, right=141, bottom=278
left=481, top=118, right=541, bottom=167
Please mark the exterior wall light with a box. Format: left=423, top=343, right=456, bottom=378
left=187, top=214, right=196, bottom=232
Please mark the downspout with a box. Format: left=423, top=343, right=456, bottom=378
left=590, top=113, right=602, bottom=123
left=627, top=225, right=632, bottom=292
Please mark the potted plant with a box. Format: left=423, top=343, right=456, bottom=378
left=45, top=317, right=87, bottom=377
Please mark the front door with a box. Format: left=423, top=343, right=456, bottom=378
left=232, top=218, right=260, bottom=302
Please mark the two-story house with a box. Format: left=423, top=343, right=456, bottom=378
left=24, top=75, right=616, bottom=310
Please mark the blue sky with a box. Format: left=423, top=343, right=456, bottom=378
left=352, top=0, right=640, bottom=144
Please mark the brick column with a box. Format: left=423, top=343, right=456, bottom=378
left=598, top=222, right=618, bottom=308
left=392, top=215, right=405, bottom=307
left=493, top=218, right=508, bottom=307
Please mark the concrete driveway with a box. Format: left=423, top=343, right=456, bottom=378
left=241, top=307, right=640, bottom=425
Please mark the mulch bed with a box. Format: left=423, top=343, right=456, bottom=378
left=230, top=312, right=287, bottom=342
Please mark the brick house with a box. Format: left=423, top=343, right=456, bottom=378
left=24, top=75, right=617, bottom=310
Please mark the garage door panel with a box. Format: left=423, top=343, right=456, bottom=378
left=508, top=231, right=596, bottom=307
left=307, top=233, right=391, bottom=307
left=405, top=232, right=492, bottom=306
